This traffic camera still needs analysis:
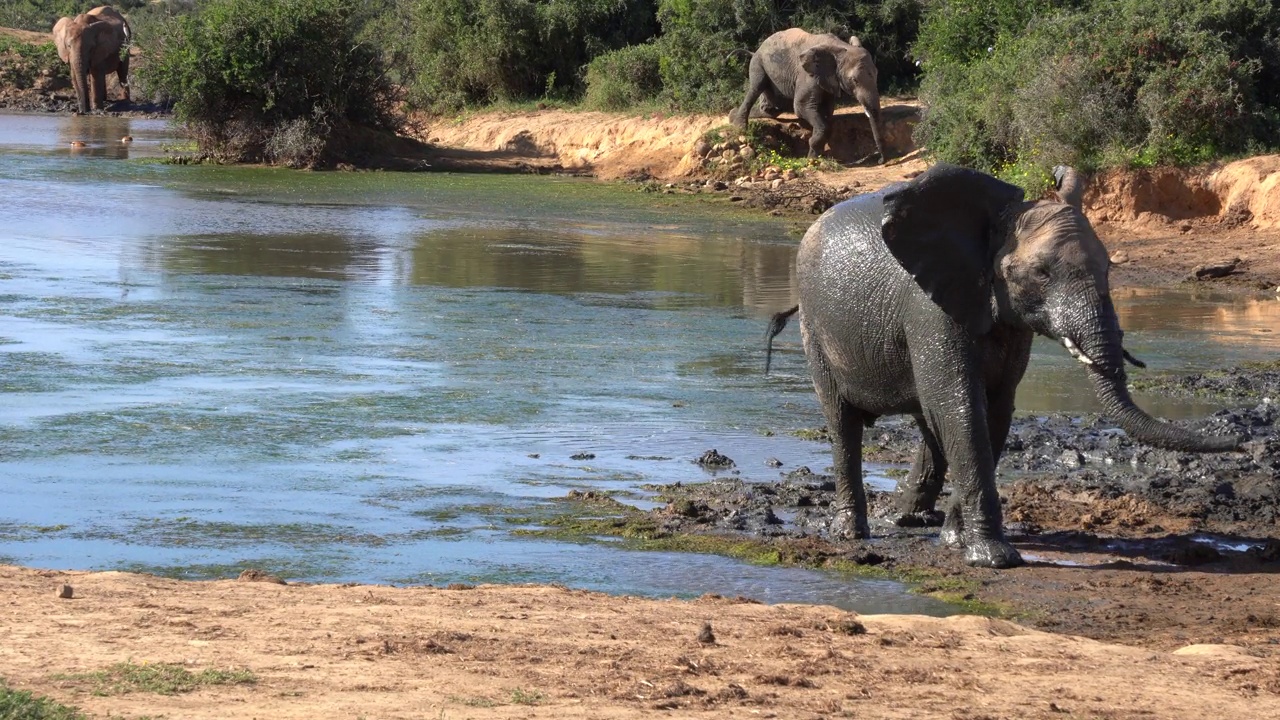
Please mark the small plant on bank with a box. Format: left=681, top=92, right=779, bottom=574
left=56, top=661, right=255, bottom=696
left=508, top=687, right=544, bottom=706
left=0, top=679, right=85, bottom=720
left=144, top=0, right=399, bottom=167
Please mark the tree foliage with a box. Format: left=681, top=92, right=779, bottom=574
left=144, top=0, right=398, bottom=167
left=915, top=0, right=1280, bottom=185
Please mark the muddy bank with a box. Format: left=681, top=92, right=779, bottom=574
left=551, top=365, right=1280, bottom=650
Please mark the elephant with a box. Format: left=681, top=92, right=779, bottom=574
left=730, top=28, right=885, bottom=162
left=53, top=5, right=132, bottom=114
left=765, top=164, right=1242, bottom=568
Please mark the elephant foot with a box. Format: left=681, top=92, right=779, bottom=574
left=831, top=508, right=871, bottom=540
left=963, top=538, right=1023, bottom=569
left=939, top=511, right=964, bottom=547
left=892, top=509, right=944, bottom=528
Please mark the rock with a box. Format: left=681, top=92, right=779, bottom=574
left=763, top=170, right=780, bottom=182
left=693, top=139, right=712, bottom=157
left=1060, top=449, right=1084, bottom=468
left=737, top=135, right=748, bottom=144
left=56, top=584, right=73, bottom=599
left=120, top=136, right=133, bottom=144
left=765, top=457, right=783, bottom=468
left=739, top=146, right=756, bottom=161
left=1109, top=251, right=1129, bottom=265
left=728, top=195, right=744, bottom=202
left=1191, top=258, right=1242, bottom=280
left=782, top=169, right=797, bottom=180
left=570, top=452, right=596, bottom=460
left=712, top=143, right=726, bottom=153
left=711, top=181, right=728, bottom=191
left=697, top=621, right=716, bottom=644
left=721, top=149, right=737, bottom=161
left=1179, top=222, right=1193, bottom=233
left=695, top=449, right=735, bottom=469
left=770, top=179, right=784, bottom=190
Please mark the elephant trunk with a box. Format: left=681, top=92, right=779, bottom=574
left=1063, top=293, right=1243, bottom=453
left=70, top=43, right=89, bottom=114
left=1053, top=165, right=1086, bottom=209
left=855, top=86, right=886, bottom=164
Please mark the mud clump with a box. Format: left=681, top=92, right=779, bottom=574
left=695, top=449, right=735, bottom=470
left=1130, top=363, right=1280, bottom=402
left=237, top=568, right=287, bottom=585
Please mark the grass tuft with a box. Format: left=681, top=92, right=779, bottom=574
left=57, top=661, right=255, bottom=696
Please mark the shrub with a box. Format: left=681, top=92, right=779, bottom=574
left=144, top=0, right=398, bottom=167
left=583, top=43, right=663, bottom=110
left=915, top=0, right=1280, bottom=186
left=402, top=0, right=657, bottom=111
left=0, top=38, right=64, bottom=90
left=0, top=0, right=148, bottom=32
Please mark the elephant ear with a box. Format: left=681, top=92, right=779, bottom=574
left=800, top=46, right=838, bottom=79
left=881, top=164, right=1025, bottom=334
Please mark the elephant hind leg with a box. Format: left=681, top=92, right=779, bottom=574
left=893, top=416, right=947, bottom=527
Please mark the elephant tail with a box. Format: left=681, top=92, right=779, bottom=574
left=725, top=48, right=754, bottom=63
left=764, top=305, right=799, bottom=375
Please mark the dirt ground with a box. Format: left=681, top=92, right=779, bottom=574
left=3, top=564, right=1279, bottom=719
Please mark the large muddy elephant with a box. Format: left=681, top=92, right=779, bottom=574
left=730, top=28, right=885, bottom=162
left=766, top=164, right=1241, bottom=568
left=53, top=5, right=131, bottom=114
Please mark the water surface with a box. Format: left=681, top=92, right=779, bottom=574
left=3, top=113, right=1278, bottom=611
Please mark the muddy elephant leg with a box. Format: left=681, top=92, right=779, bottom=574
left=893, top=416, right=947, bottom=526
left=915, top=342, right=1021, bottom=568
left=92, top=70, right=108, bottom=111
left=758, top=86, right=785, bottom=119
left=797, top=95, right=836, bottom=158
left=731, top=61, right=769, bottom=128
left=808, top=353, right=870, bottom=540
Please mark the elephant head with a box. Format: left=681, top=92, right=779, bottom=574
left=882, top=164, right=1242, bottom=453
left=799, top=38, right=886, bottom=163
left=52, top=7, right=130, bottom=114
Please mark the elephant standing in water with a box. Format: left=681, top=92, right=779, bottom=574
left=766, top=164, right=1241, bottom=568
left=53, top=5, right=131, bottom=113
left=730, top=28, right=885, bottom=162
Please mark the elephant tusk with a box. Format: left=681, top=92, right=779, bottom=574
left=1061, top=337, right=1096, bottom=366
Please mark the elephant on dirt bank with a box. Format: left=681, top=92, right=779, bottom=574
left=53, top=5, right=131, bottom=114
left=766, top=164, right=1242, bottom=568
left=730, top=28, right=885, bottom=162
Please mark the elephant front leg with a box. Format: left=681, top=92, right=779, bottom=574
left=893, top=416, right=947, bottom=527
left=923, top=399, right=1020, bottom=568
left=91, top=70, right=108, bottom=111
left=797, top=94, right=836, bottom=158
left=916, top=351, right=1021, bottom=568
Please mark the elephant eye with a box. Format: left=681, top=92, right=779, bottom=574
left=1034, top=266, right=1051, bottom=280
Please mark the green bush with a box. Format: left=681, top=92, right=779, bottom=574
left=0, top=38, right=64, bottom=90
left=144, top=0, right=398, bottom=167
left=915, top=0, right=1280, bottom=185
left=583, top=43, right=663, bottom=110
left=401, top=0, right=657, bottom=111
left=0, top=0, right=147, bottom=32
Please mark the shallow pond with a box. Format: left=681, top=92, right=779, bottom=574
left=2, top=113, right=1278, bottom=612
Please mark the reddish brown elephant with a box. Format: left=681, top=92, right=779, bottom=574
left=53, top=5, right=131, bottom=113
